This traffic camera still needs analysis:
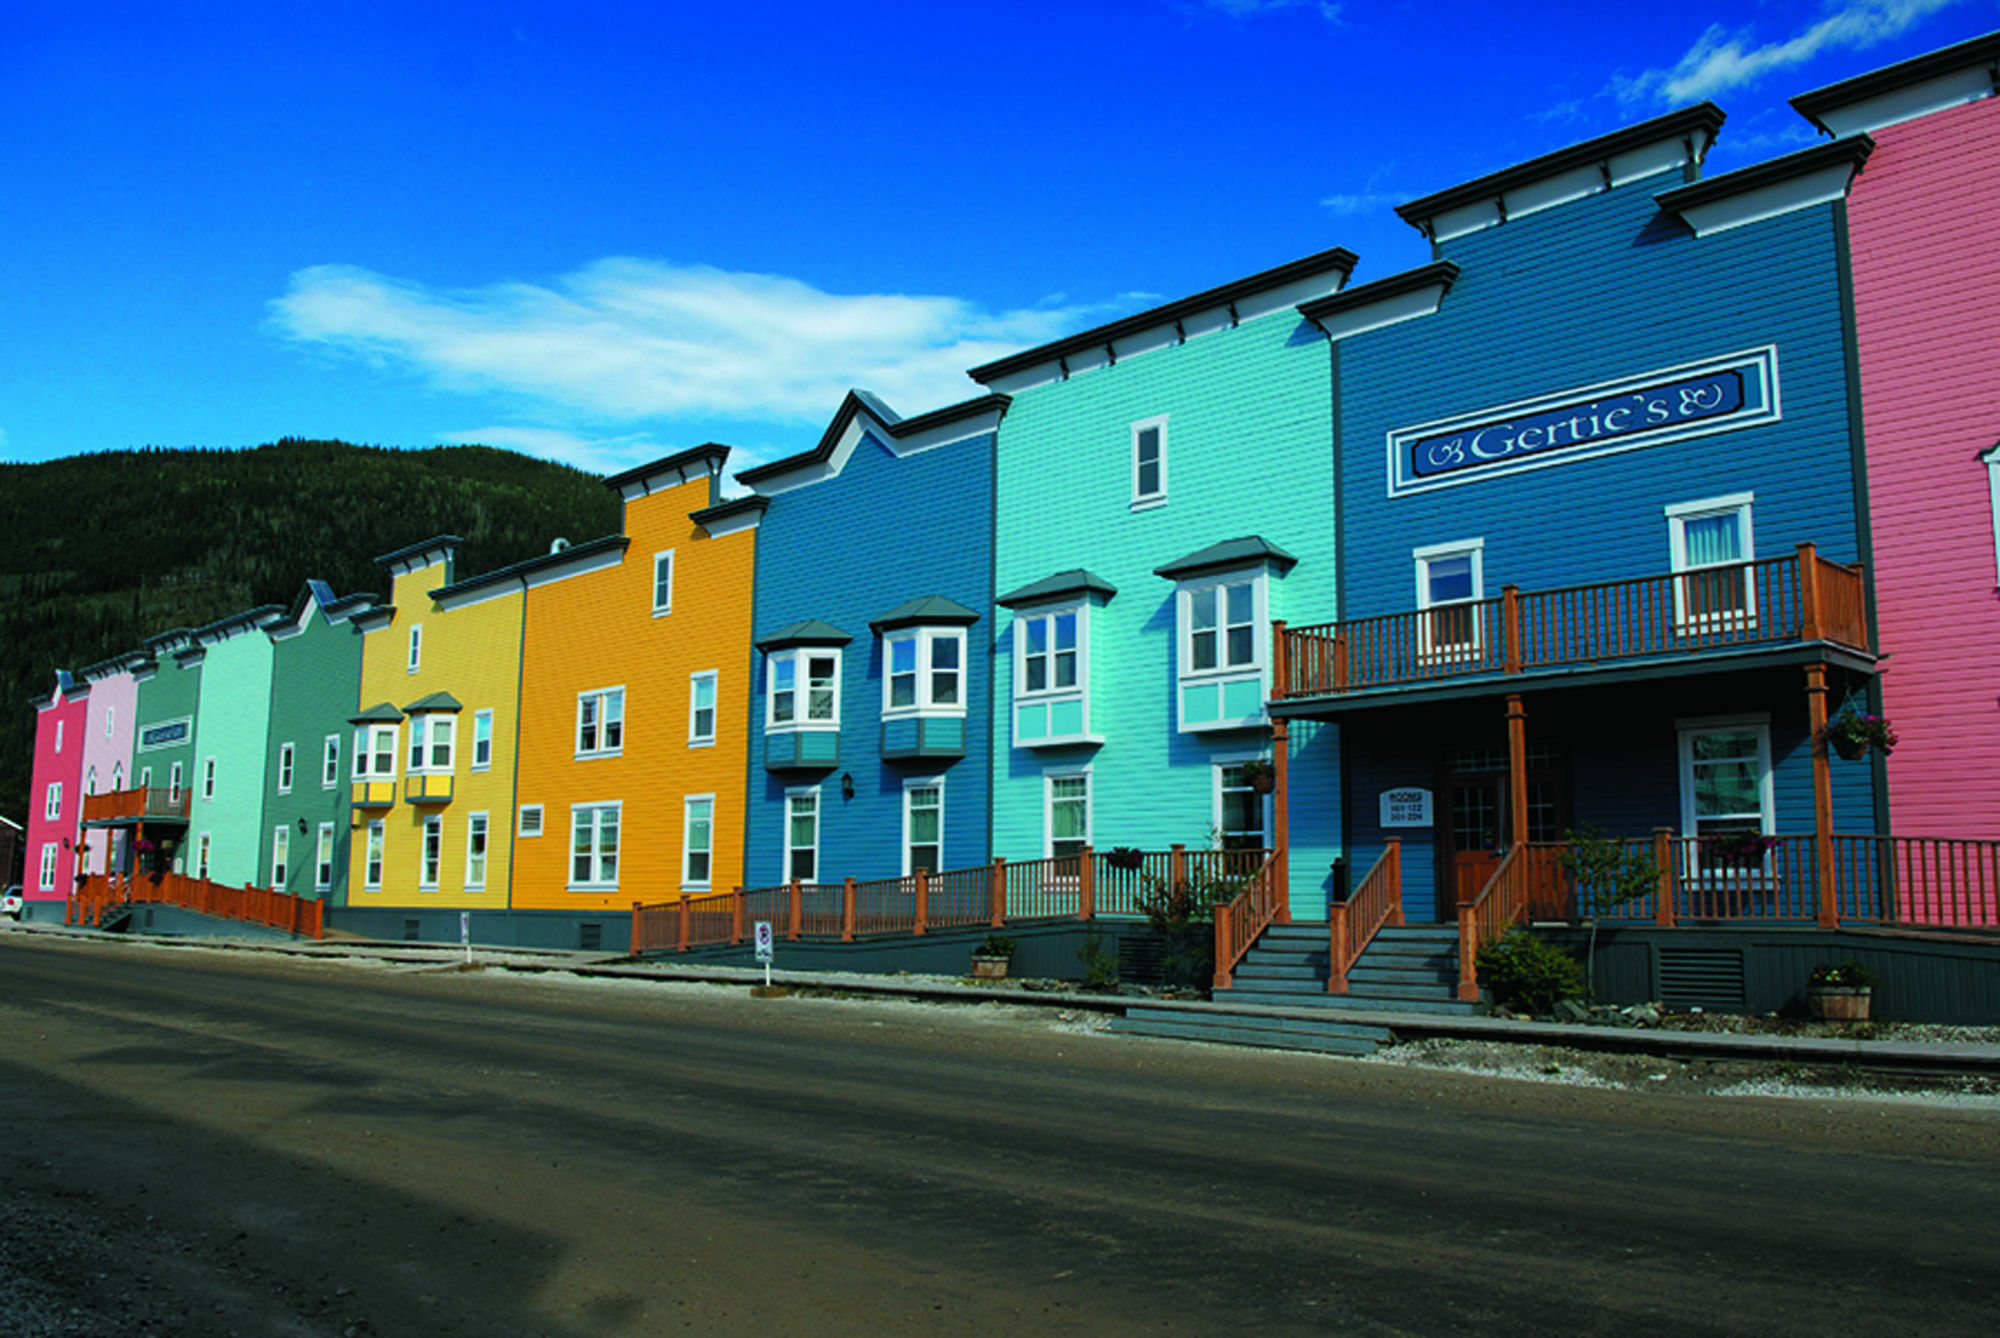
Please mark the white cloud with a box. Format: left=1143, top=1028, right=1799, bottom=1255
left=272, top=259, right=1093, bottom=429
left=437, top=425, right=774, bottom=493
left=1613, top=0, right=1965, bottom=106
left=1319, top=191, right=1399, bottom=216
left=1200, top=0, right=1342, bottom=19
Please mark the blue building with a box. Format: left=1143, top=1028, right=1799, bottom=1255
left=1274, top=106, right=1882, bottom=926
left=971, top=248, right=1355, bottom=919
left=737, top=391, right=1006, bottom=889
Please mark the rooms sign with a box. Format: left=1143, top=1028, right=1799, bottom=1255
left=1386, top=347, right=1779, bottom=497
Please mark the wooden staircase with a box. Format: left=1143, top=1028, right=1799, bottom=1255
left=1217, top=924, right=1482, bottom=1017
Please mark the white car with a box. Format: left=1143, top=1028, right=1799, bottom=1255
left=1, top=885, right=22, bottom=920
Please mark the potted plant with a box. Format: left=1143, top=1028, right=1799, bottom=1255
left=1237, top=758, right=1277, bottom=795
left=970, top=934, right=1016, bottom=980
left=1702, top=829, right=1780, bottom=868
left=1104, top=846, right=1145, bottom=872
left=1823, top=711, right=1897, bottom=762
left=1806, top=958, right=1878, bottom=1020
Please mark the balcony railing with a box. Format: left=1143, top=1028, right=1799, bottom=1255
left=80, top=786, right=189, bottom=824
left=67, top=871, right=324, bottom=938
left=1276, top=543, right=1869, bottom=700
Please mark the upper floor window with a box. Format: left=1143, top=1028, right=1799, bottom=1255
left=1173, top=573, right=1270, bottom=731
left=278, top=742, right=295, bottom=794
left=407, top=624, right=423, bottom=673
left=315, top=823, right=336, bottom=891
left=1186, top=579, right=1257, bottom=674
left=1131, top=415, right=1168, bottom=509
left=323, top=735, right=341, bottom=788
left=354, top=724, right=399, bottom=779
left=472, top=710, right=494, bottom=771
left=689, top=672, right=717, bottom=746
left=45, top=781, right=61, bottom=821
left=407, top=714, right=454, bottom=773
left=85, top=768, right=97, bottom=797
left=465, top=812, right=489, bottom=890
left=105, top=705, right=115, bottom=739
left=54, top=720, right=63, bottom=753
left=420, top=816, right=443, bottom=889
left=168, top=762, right=182, bottom=804
left=1414, top=539, right=1484, bottom=661
left=364, top=821, right=385, bottom=889
left=1985, top=444, right=2000, bottom=585
left=884, top=629, right=963, bottom=716
left=113, top=763, right=123, bottom=791
left=1666, top=494, right=1755, bottom=628
left=201, top=757, right=216, bottom=801
left=768, top=651, right=839, bottom=730
left=653, top=550, right=675, bottom=616
left=570, top=802, right=621, bottom=889
left=577, top=688, right=625, bottom=757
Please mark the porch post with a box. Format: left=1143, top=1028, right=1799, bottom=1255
left=1796, top=542, right=1822, bottom=641
left=1505, top=694, right=1529, bottom=851
left=1272, top=716, right=1291, bottom=924
left=1652, top=828, right=1676, bottom=928
left=1805, top=663, right=1839, bottom=929
left=1271, top=619, right=1289, bottom=701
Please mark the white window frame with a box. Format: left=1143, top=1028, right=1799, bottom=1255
left=322, top=734, right=341, bottom=788
left=420, top=815, right=443, bottom=890
left=1666, top=493, right=1756, bottom=630
left=766, top=650, right=841, bottom=732
left=783, top=786, right=820, bottom=883
left=471, top=710, right=493, bottom=771
left=1414, top=538, right=1485, bottom=661
left=44, top=781, right=60, bottom=822
left=519, top=803, right=544, bottom=837
left=1044, top=767, right=1092, bottom=860
left=54, top=720, right=63, bottom=753
left=1131, top=414, right=1168, bottom=510
left=271, top=827, right=289, bottom=889
left=1172, top=569, right=1271, bottom=732
left=1985, top=444, right=2000, bottom=585
left=569, top=802, right=621, bottom=890
left=682, top=794, right=715, bottom=890
left=113, top=763, right=123, bottom=792
left=315, top=822, right=336, bottom=892
left=138, top=765, right=150, bottom=792
left=688, top=671, right=718, bottom=747
left=105, top=705, right=114, bottom=739
left=1012, top=603, right=1091, bottom=745
left=85, top=767, right=96, bottom=797
left=652, top=549, right=675, bottom=616
left=277, top=742, right=295, bottom=794
left=465, top=811, right=489, bottom=890
left=902, top=777, right=945, bottom=877
left=1213, top=754, right=1274, bottom=854
left=1676, top=714, right=1776, bottom=874
left=196, top=832, right=212, bottom=881
left=167, top=762, right=181, bottom=804
left=407, top=623, right=422, bottom=673
left=364, top=820, right=384, bottom=889
left=40, top=843, right=58, bottom=891
left=359, top=724, right=399, bottom=779
left=576, top=687, right=625, bottom=758
left=882, top=629, right=966, bottom=718
left=201, top=756, right=216, bottom=802
left=407, top=714, right=455, bottom=774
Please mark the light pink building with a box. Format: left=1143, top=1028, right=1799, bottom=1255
left=75, top=655, right=142, bottom=879
left=1794, top=34, right=2000, bottom=844
left=25, top=673, right=89, bottom=918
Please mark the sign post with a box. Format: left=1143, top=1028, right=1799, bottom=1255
left=753, top=919, right=774, bottom=989
left=460, top=911, right=472, bottom=966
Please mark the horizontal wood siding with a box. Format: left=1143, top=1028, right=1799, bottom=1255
left=1846, top=96, right=2000, bottom=840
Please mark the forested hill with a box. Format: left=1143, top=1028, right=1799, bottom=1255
left=0, top=439, right=624, bottom=839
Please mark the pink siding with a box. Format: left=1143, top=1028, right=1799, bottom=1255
left=1845, top=96, right=2000, bottom=843
left=24, top=684, right=89, bottom=905
left=79, top=672, right=138, bottom=877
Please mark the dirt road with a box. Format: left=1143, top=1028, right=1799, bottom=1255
left=3, top=933, right=1996, bottom=1336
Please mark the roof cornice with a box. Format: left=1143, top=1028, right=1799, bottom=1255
left=1791, top=31, right=2000, bottom=136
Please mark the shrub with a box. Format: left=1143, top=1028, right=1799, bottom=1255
left=1076, top=931, right=1119, bottom=990
left=1476, top=929, right=1584, bottom=1014
left=976, top=934, right=1016, bottom=958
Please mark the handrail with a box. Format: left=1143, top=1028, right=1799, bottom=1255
left=1328, top=840, right=1401, bottom=994
left=1277, top=545, right=1870, bottom=700
left=1455, top=845, right=1532, bottom=1002
left=1211, top=850, right=1285, bottom=990
left=79, top=786, right=189, bottom=824
left=67, top=871, right=323, bottom=938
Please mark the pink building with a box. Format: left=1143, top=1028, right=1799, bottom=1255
left=25, top=673, right=89, bottom=918
left=1794, top=35, right=2000, bottom=845
left=74, top=655, right=142, bottom=880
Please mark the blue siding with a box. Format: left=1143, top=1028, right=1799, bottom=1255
left=744, top=429, right=995, bottom=887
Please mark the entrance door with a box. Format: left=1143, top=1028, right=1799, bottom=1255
left=1438, top=743, right=1572, bottom=920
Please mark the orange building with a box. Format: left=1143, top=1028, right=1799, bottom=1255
left=511, top=446, right=762, bottom=932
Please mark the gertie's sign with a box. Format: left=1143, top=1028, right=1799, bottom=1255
left=1387, top=348, right=1779, bottom=497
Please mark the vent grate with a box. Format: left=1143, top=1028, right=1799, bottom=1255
left=579, top=923, right=603, bottom=952
left=1656, top=947, right=1747, bottom=1011
left=403, top=919, right=421, bottom=942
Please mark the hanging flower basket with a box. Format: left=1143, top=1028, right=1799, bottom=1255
left=1238, top=758, right=1277, bottom=795
left=1823, top=710, right=1896, bottom=761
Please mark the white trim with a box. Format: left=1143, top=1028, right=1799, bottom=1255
left=1666, top=493, right=1757, bottom=630
left=1661, top=161, right=1862, bottom=237
left=200, top=756, right=216, bottom=802
left=1130, top=414, right=1169, bottom=510
left=407, top=623, right=422, bottom=673
left=652, top=549, right=675, bottom=617
left=1212, top=752, right=1275, bottom=852
left=1306, top=276, right=1452, bottom=343
left=1807, top=65, right=1997, bottom=137
left=419, top=814, right=443, bottom=890
left=40, top=843, right=58, bottom=892
left=271, top=826, right=290, bottom=889
left=471, top=709, right=494, bottom=772
left=783, top=786, right=821, bottom=884
left=688, top=670, right=718, bottom=747
left=1985, top=443, right=2000, bottom=587
left=880, top=628, right=967, bottom=719
left=406, top=713, right=455, bottom=774
left=682, top=794, right=715, bottom=891
left=44, top=781, right=60, bottom=822
left=364, top=819, right=385, bottom=890
left=1675, top=715, right=1776, bottom=869
left=277, top=742, right=295, bottom=794
left=765, top=649, right=841, bottom=733
left=322, top=734, right=341, bottom=788
left=1012, top=603, right=1094, bottom=747
left=464, top=811, right=489, bottom=891
left=901, top=776, right=945, bottom=877
left=576, top=685, right=626, bottom=758
left=1414, top=539, right=1485, bottom=661
left=195, top=832, right=212, bottom=880
left=315, top=822, right=336, bottom=892
left=1043, top=766, right=1092, bottom=859
left=567, top=801, right=622, bottom=891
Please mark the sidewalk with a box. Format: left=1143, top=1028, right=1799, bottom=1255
left=15, top=919, right=2000, bottom=1075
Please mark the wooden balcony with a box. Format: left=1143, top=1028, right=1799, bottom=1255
left=80, top=786, right=188, bottom=825
left=1275, top=543, right=1870, bottom=704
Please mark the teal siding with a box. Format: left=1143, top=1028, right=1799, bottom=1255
left=991, top=308, right=1342, bottom=917
left=191, top=628, right=276, bottom=887
left=259, top=590, right=368, bottom=904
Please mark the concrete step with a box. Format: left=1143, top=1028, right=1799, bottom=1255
left=1231, top=963, right=1325, bottom=981
left=1220, top=988, right=1482, bottom=1016
left=1345, top=964, right=1457, bottom=987
left=1107, top=1014, right=1382, bottom=1057
left=1126, top=1007, right=1392, bottom=1045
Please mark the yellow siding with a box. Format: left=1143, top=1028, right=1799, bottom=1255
left=513, top=477, right=756, bottom=911
left=345, top=551, right=523, bottom=912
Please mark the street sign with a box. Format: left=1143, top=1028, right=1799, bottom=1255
left=754, top=920, right=774, bottom=963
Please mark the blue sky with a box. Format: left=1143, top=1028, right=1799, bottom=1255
left=3, top=0, right=1994, bottom=478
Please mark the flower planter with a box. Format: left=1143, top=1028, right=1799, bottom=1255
left=969, top=954, right=1011, bottom=980
left=1247, top=773, right=1276, bottom=795
left=1807, top=985, right=1871, bottom=1021
left=1830, top=735, right=1867, bottom=762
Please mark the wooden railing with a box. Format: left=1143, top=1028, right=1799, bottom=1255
left=79, top=786, right=188, bottom=823
left=629, top=845, right=1275, bottom=960
left=66, top=872, right=324, bottom=938
left=1276, top=544, right=1869, bottom=700
left=1211, top=851, right=1286, bottom=990
left=1454, top=845, right=1573, bottom=1001
left=1328, top=840, right=1401, bottom=994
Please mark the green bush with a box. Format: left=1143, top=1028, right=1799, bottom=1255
left=1476, top=929, right=1584, bottom=1014
left=1076, top=931, right=1119, bottom=990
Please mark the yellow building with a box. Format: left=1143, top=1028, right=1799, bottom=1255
left=511, top=447, right=761, bottom=929
left=344, top=536, right=523, bottom=937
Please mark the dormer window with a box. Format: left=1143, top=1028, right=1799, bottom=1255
left=1000, top=570, right=1114, bottom=749
left=770, top=651, right=839, bottom=728
left=1156, top=537, right=1296, bottom=733
left=756, top=620, right=852, bottom=772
